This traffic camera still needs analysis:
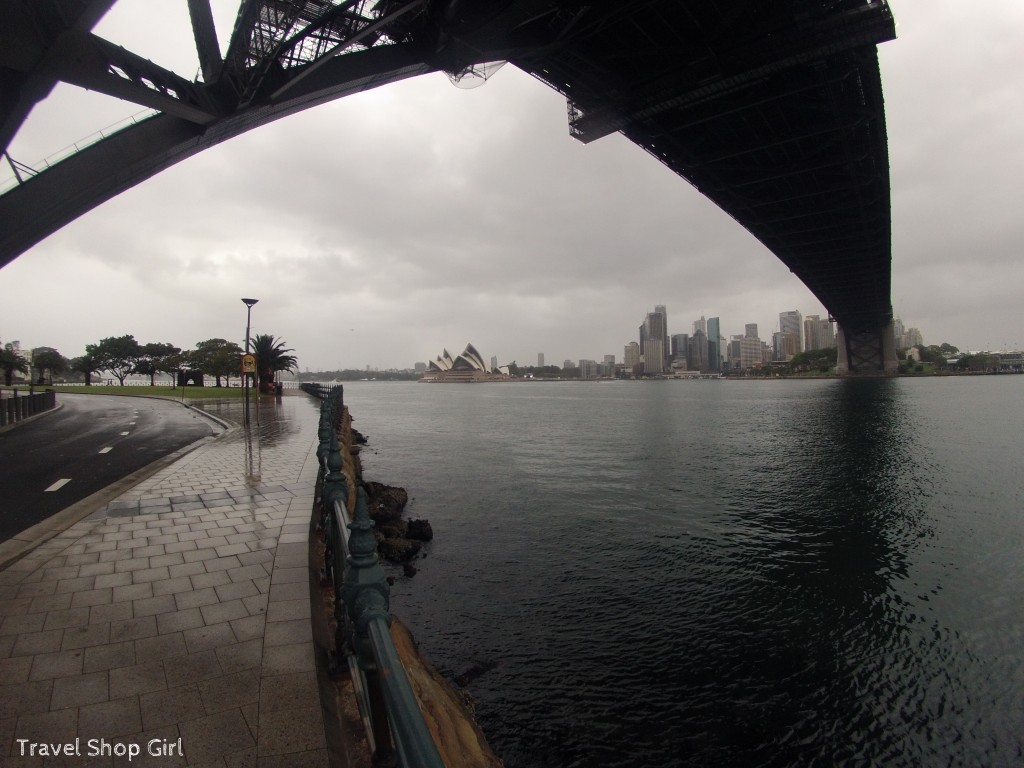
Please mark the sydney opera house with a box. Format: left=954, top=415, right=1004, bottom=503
left=419, top=344, right=510, bottom=383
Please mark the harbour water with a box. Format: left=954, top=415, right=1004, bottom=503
left=342, top=377, right=1024, bottom=767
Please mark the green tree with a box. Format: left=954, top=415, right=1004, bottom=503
left=90, top=335, right=142, bottom=385
left=134, top=342, right=181, bottom=386
left=250, top=334, right=297, bottom=393
left=1, top=342, right=29, bottom=386
left=69, top=352, right=101, bottom=385
left=915, top=344, right=949, bottom=367
left=788, top=347, right=837, bottom=373
left=192, top=338, right=244, bottom=387
left=31, top=347, right=68, bottom=384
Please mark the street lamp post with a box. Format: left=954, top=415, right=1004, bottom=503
left=242, top=298, right=258, bottom=424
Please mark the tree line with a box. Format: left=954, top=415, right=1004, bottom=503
left=1, top=334, right=297, bottom=392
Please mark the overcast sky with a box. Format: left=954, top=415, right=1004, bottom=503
left=1, top=1, right=1022, bottom=370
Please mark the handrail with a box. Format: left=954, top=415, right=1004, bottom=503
left=307, top=383, right=445, bottom=767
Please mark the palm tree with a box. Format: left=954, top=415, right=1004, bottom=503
left=249, top=334, right=297, bottom=393
left=1, top=342, right=29, bottom=386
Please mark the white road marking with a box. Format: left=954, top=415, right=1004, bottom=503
left=120, top=431, right=130, bottom=435
left=45, top=478, right=71, bottom=492
left=99, top=447, right=112, bottom=454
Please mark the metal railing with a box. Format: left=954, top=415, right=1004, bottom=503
left=0, top=388, right=56, bottom=427
left=306, top=384, right=445, bottom=768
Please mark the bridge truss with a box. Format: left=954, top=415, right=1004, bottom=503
left=0, top=0, right=896, bottom=370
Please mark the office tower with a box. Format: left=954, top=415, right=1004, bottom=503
left=803, top=315, right=836, bottom=351
left=579, top=360, right=598, bottom=379
left=688, top=330, right=708, bottom=372
left=563, top=359, right=574, bottom=370
left=538, top=352, right=544, bottom=368
left=671, top=333, right=689, bottom=360
left=707, top=317, right=721, bottom=373
left=624, top=342, right=640, bottom=370
left=643, top=338, right=666, bottom=374
left=905, top=328, right=923, bottom=348
left=774, top=331, right=800, bottom=361
left=779, top=310, right=804, bottom=351
left=745, top=323, right=758, bottom=339
left=643, top=307, right=668, bottom=373
left=693, top=315, right=707, bottom=336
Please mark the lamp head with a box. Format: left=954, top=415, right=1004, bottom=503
left=241, top=298, right=259, bottom=308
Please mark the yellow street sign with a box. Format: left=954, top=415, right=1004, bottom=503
left=241, top=354, right=256, bottom=374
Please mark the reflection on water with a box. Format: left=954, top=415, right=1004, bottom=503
left=342, top=378, right=1024, bottom=768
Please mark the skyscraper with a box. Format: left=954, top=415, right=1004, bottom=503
left=779, top=310, right=804, bottom=352
left=538, top=352, right=544, bottom=368
left=803, top=315, right=836, bottom=351
left=642, top=307, right=668, bottom=373
left=624, top=342, right=640, bottom=373
left=707, top=317, right=722, bottom=373
left=745, top=323, right=759, bottom=339
left=688, top=330, right=708, bottom=372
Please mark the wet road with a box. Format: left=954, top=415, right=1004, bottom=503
left=0, top=393, right=219, bottom=540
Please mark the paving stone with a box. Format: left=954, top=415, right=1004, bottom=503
left=156, top=608, right=205, bottom=635
left=178, top=708, right=256, bottom=763
left=61, top=623, right=111, bottom=651
left=132, top=594, right=177, bottom=618
left=109, top=662, right=167, bottom=698
left=140, top=684, right=206, bottom=731
left=11, top=628, right=64, bottom=657
left=216, top=639, right=263, bottom=674
left=78, top=696, right=143, bottom=738
left=14, top=706, right=78, bottom=744
left=162, top=650, right=223, bottom=688
left=184, top=623, right=237, bottom=654
left=0, top=679, right=53, bottom=719
left=88, top=601, right=134, bottom=626
left=134, top=632, right=188, bottom=663
left=29, top=648, right=85, bottom=680
left=83, top=641, right=137, bottom=673
left=197, top=669, right=260, bottom=714
left=51, top=669, right=110, bottom=709
left=256, top=705, right=326, bottom=757
left=109, top=616, right=158, bottom=643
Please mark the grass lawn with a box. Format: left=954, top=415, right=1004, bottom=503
left=42, top=385, right=247, bottom=399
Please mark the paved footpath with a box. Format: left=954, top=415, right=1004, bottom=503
left=0, top=393, right=333, bottom=767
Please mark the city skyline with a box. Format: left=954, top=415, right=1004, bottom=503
left=1, top=2, right=1022, bottom=369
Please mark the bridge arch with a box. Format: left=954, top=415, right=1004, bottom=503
left=0, top=1, right=897, bottom=372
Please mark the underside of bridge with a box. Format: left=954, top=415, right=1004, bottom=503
left=0, top=0, right=896, bottom=372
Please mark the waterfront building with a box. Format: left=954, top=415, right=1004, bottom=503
left=688, top=330, right=708, bottom=372
left=420, top=343, right=509, bottom=382
left=563, top=359, right=573, bottom=370
left=892, top=317, right=905, bottom=348
left=779, top=310, right=804, bottom=351
left=579, top=359, right=599, bottom=379
left=774, top=331, right=800, bottom=361
left=643, top=337, right=666, bottom=374
left=803, top=315, right=836, bottom=351
left=671, top=333, right=689, bottom=362
left=708, top=317, right=722, bottom=373
left=624, top=342, right=640, bottom=371
left=643, top=307, right=668, bottom=372
left=414, top=362, right=427, bottom=373
left=905, top=327, right=924, bottom=348
left=538, top=352, right=544, bottom=368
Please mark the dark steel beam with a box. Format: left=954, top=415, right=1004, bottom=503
left=0, top=44, right=434, bottom=266
left=187, top=0, right=223, bottom=84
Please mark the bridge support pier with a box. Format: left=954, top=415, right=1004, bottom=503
left=836, top=321, right=898, bottom=376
